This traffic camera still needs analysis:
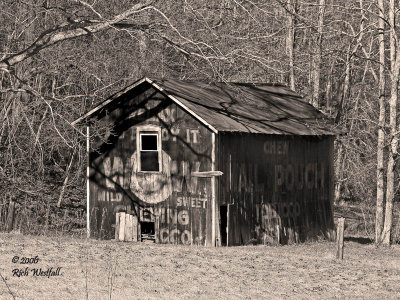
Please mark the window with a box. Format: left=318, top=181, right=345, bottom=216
left=137, top=128, right=161, bottom=172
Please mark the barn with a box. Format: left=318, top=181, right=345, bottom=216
left=72, top=77, right=338, bottom=246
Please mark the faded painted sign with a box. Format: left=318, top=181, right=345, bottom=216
left=274, top=163, right=325, bottom=190
left=90, top=98, right=212, bottom=244
left=263, top=140, right=289, bottom=155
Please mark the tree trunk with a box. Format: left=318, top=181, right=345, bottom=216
left=286, top=0, right=297, bottom=91
left=382, top=0, right=399, bottom=246
left=311, top=0, right=325, bottom=108
left=335, top=50, right=351, bottom=123
left=57, top=148, right=76, bottom=208
left=138, top=31, right=147, bottom=77
left=334, top=141, right=344, bottom=204
left=375, top=0, right=386, bottom=244
left=325, top=59, right=336, bottom=114
left=6, top=199, right=15, bottom=232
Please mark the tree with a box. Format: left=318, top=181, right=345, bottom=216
left=311, top=0, right=325, bottom=108
left=375, top=0, right=386, bottom=244
left=381, top=0, right=400, bottom=245
left=286, top=0, right=297, bottom=91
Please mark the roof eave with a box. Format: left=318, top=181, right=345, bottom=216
left=71, top=77, right=219, bottom=134
left=71, top=77, right=149, bottom=126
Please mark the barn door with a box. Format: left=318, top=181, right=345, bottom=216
left=220, top=205, right=228, bottom=246
left=140, top=207, right=155, bottom=241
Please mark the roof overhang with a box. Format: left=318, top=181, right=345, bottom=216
left=71, top=77, right=218, bottom=133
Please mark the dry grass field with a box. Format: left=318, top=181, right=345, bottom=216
left=0, top=232, right=399, bottom=300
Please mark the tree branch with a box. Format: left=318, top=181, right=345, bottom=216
left=0, top=1, right=153, bottom=71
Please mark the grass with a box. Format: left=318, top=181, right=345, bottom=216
left=0, top=232, right=399, bottom=299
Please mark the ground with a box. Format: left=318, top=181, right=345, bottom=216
left=0, top=233, right=399, bottom=299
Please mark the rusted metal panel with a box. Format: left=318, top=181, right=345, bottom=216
left=89, top=90, right=213, bottom=245
left=152, top=78, right=336, bottom=135
left=74, top=77, right=340, bottom=136
left=218, top=133, right=334, bottom=245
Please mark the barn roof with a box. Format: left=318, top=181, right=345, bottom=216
left=72, top=77, right=339, bottom=135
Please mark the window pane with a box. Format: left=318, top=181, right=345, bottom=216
left=140, top=151, right=159, bottom=171
left=141, top=135, right=158, bottom=151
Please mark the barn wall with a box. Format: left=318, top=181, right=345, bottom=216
left=89, top=86, right=213, bottom=245
left=218, top=133, right=335, bottom=245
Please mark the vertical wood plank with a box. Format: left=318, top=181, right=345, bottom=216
left=131, top=214, right=137, bottom=242
left=276, top=224, right=280, bottom=245
left=336, top=217, right=345, bottom=259
left=211, top=132, right=216, bottom=247
left=125, top=214, right=133, bottom=241
left=227, top=204, right=230, bottom=246
left=132, top=215, right=141, bottom=242
left=137, top=220, right=141, bottom=242
left=328, top=137, right=335, bottom=233
left=86, top=126, right=90, bottom=238
left=154, top=207, right=159, bottom=244
left=132, top=215, right=138, bottom=242
left=115, top=212, right=120, bottom=240
left=216, top=204, right=221, bottom=247
left=119, top=212, right=126, bottom=241
left=100, top=208, right=106, bottom=239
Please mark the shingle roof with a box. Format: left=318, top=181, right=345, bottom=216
left=72, top=77, right=339, bottom=135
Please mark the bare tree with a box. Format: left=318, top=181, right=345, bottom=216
left=375, top=0, right=386, bottom=244
left=286, top=0, right=297, bottom=90
left=381, top=0, right=400, bottom=245
left=311, top=0, right=325, bottom=108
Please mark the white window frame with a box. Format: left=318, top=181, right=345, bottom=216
left=136, top=126, right=162, bottom=173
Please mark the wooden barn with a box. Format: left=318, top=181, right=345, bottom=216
left=72, top=77, right=338, bottom=246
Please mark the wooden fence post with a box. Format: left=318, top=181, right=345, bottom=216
left=336, top=217, right=345, bottom=259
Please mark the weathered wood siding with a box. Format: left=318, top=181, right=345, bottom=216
left=218, top=134, right=334, bottom=245
left=89, top=85, right=213, bottom=245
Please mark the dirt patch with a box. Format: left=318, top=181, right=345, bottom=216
left=0, top=233, right=399, bottom=299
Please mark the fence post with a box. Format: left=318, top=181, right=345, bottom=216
left=336, top=217, right=345, bottom=259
